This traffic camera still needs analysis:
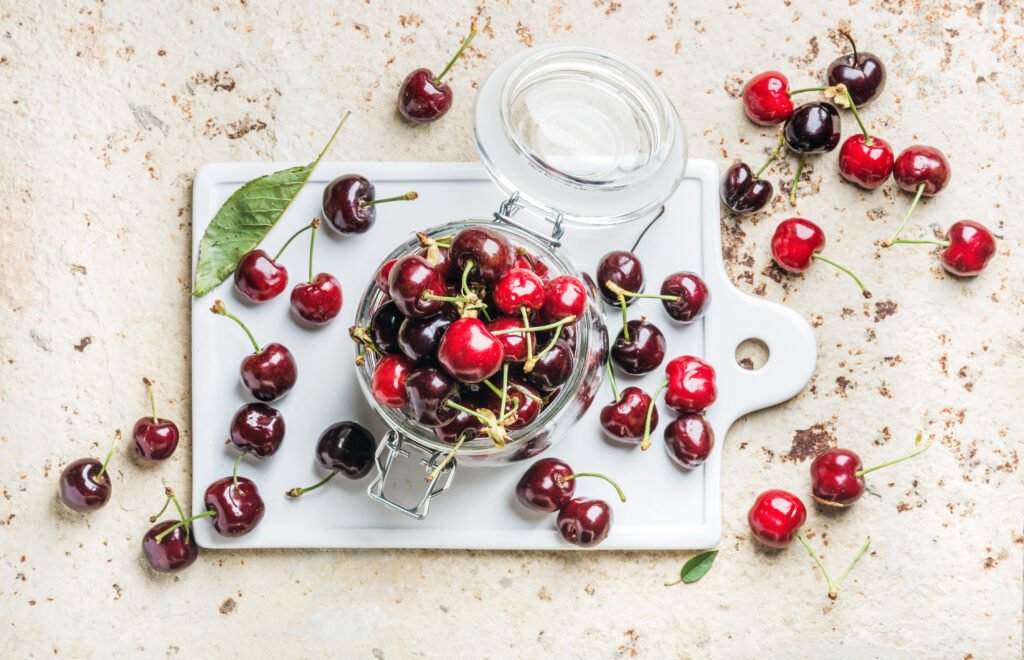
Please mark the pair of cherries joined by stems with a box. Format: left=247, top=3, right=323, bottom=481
left=516, top=458, right=627, bottom=548
left=748, top=431, right=931, bottom=598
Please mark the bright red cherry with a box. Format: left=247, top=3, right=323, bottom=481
left=515, top=457, right=574, bottom=512
left=893, top=145, right=950, bottom=197
left=493, top=268, right=546, bottom=317
left=747, top=489, right=807, bottom=548
left=371, top=354, right=413, bottom=408
left=375, top=259, right=397, bottom=294
left=291, top=273, right=343, bottom=325
left=233, top=249, right=288, bottom=303
left=663, top=355, right=717, bottom=414
left=664, top=414, right=715, bottom=469
left=212, top=300, right=298, bottom=402
left=771, top=218, right=869, bottom=296
left=742, top=71, right=794, bottom=126
left=557, top=498, right=613, bottom=548
left=939, top=220, right=997, bottom=276
left=398, top=30, right=476, bottom=123
left=838, top=134, right=894, bottom=190
left=487, top=316, right=533, bottom=363
left=437, top=318, right=504, bottom=383
left=542, top=275, right=587, bottom=323
left=132, top=378, right=179, bottom=462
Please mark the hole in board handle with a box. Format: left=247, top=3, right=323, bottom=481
left=735, top=338, right=769, bottom=371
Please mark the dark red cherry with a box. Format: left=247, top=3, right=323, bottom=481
left=434, top=405, right=484, bottom=444
left=142, top=520, right=199, bottom=573
left=398, top=30, right=475, bottom=123
left=133, top=379, right=178, bottom=462
left=596, top=251, right=644, bottom=305
left=611, top=319, right=666, bottom=375
left=541, top=275, right=587, bottom=323
left=660, top=272, right=710, bottom=324
left=483, top=379, right=541, bottom=431
left=449, top=227, right=515, bottom=284
left=291, top=272, right=343, bottom=325
left=783, top=102, right=841, bottom=154
left=810, top=449, right=865, bottom=507
left=600, top=387, right=657, bottom=444
left=720, top=162, right=773, bottom=214
left=314, top=421, right=376, bottom=479
left=515, top=457, right=574, bottom=512
left=370, top=301, right=404, bottom=354
left=557, top=498, right=612, bottom=548
left=664, top=355, right=717, bottom=414
left=387, top=254, right=447, bottom=319
left=748, top=489, right=806, bottom=548
left=204, top=476, right=265, bottom=537
left=524, top=340, right=573, bottom=391
left=741, top=71, right=794, bottom=126
left=826, top=33, right=886, bottom=107
left=229, top=402, right=285, bottom=458
left=838, top=134, right=894, bottom=190
left=59, top=458, right=112, bottom=513
left=375, top=259, right=397, bottom=294
left=493, top=268, right=546, bottom=316
left=240, top=342, right=297, bottom=402
left=893, top=145, right=950, bottom=196
left=371, top=354, right=413, bottom=408
left=234, top=249, right=288, bottom=303
left=487, top=316, right=533, bottom=363
left=437, top=318, right=504, bottom=383
left=405, top=367, right=460, bottom=427
left=398, top=307, right=457, bottom=365
left=664, top=415, right=715, bottom=469
left=940, top=220, right=996, bottom=276
left=771, top=218, right=826, bottom=273
left=322, top=174, right=374, bottom=234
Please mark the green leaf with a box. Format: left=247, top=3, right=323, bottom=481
left=665, top=550, right=718, bottom=586
left=192, top=114, right=349, bottom=297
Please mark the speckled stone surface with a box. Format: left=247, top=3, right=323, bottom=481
left=1, top=1, right=1021, bottom=657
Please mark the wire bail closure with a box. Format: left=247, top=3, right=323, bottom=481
left=366, top=431, right=456, bottom=519
left=492, top=192, right=565, bottom=248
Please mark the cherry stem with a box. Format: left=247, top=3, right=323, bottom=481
left=143, top=377, right=159, bottom=424
left=857, top=432, right=931, bottom=477
left=273, top=220, right=316, bottom=262
left=524, top=317, right=573, bottom=373
left=890, top=238, right=950, bottom=247
left=491, top=316, right=573, bottom=335
left=461, top=260, right=474, bottom=298
left=605, top=280, right=679, bottom=303
left=521, top=308, right=534, bottom=363
left=640, top=382, right=669, bottom=451
left=317, top=111, right=351, bottom=164
left=422, top=292, right=475, bottom=304
left=630, top=205, right=667, bottom=253
left=94, top=430, right=120, bottom=482
left=232, top=450, right=247, bottom=491
left=286, top=470, right=338, bottom=498
left=499, top=363, right=509, bottom=421
left=306, top=218, right=320, bottom=282
left=426, top=432, right=468, bottom=482
left=361, top=191, right=418, bottom=207
left=797, top=532, right=871, bottom=600
left=838, top=85, right=871, bottom=143
left=811, top=255, right=870, bottom=297
left=789, top=153, right=806, bottom=207
left=884, top=183, right=926, bottom=247
left=839, top=30, right=858, bottom=62
left=150, top=493, right=172, bottom=522
left=788, top=86, right=828, bottom=96
left=169, top=491, right=188, bottom=540
left=516, top=248, right=537, bottom=273
left=434, top=29, right=476, bottom=84
left=618, top=295, right=630, bottom=341
left=154, top=509, right=215, bottom=543
left=513, top=383, right=543, bottom=404
left=445, top=400, right=497, bottom=428
left=606, top=356, right=620, bottom=402
left=560, top=472, right=627, bottom=503
left=211, top=300, right=261, bottom=354
left=754, top=131, right=786, bottom=178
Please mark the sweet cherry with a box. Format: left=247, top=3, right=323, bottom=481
left=557, top=498, right=613, bottom=548
left=600, top=366, right=657, bottom=445
left=133, top=378, right=179, bottom=462
left=811, top=432, right=932, bottom=507
left=290, top=220, right=343, bottom=326
left=493, top=268, right=546, bottom=317
left=371, top=354, right=414, bottom=407
left=487, top=316, right=533, bottom=363
left=322, top=174, right=418, bottom=235
left=287, top=421, right=377, bottom=497
left=516, top=458, right=626, bottom=518
left=387, top=254, right=448, bottom=319
left=741, top=71, right=795, bottom=126
left=663, top=355, right=717, bottom=415
left=212, top=300, right=298, bottom=402
left=883, top=145, right=953, bottom=247
left=233, top=220, right=316, bottom=303
left=596, top=251, right=644, bottom=306
left=720, top=132, right=784, bottom=214
left=398, top=29, right=476, bottom=123
left=437, top=318, right=504, bottom=383
left=771, top=218, right=870, bottom=297
left=375, top=259, right=397, bottom=294
left=449, top=226, right=516, bottom=284
left=827, top=32, right=886, bottom=107
left=58, top=430, right=119, bottom=513
left=143, top=487, right=198, bottom=573
left=660, top=272, right=710, bottom=324
left=542, top=275, right=588, bottom=323
left=747, top=489, right=806, bottom=548
left=664, top=414, right=715, bottom=469
left=229, top=402, right=285, bottom=458
left=611, top=319, right=666, bottom=375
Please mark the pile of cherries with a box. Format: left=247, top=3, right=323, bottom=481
left=723, top=31, right=995, bottom=287
left=354, top=225, right=590, bottom=466
left=747, top=431, right=930, bottom=598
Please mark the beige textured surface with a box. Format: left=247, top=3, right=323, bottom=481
left=1, top=1, right=1021, bottom=657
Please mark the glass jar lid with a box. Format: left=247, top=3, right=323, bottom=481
left=474, top=45, right=687, bottom=227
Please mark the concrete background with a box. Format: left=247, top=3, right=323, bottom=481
left=1, top=1, right=1021, bottom=657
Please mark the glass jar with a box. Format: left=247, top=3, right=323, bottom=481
left=358, top=45, right=686, bottom=519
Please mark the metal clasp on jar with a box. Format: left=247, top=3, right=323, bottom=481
left=366, top=431, right=456, bottom=519
left=492, top=192, right=565, bottom=248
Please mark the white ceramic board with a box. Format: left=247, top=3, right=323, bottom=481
left=191, top=160, right=816, bottom=550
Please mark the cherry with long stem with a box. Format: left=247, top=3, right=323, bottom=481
left=557, top=472, right=627, bottom=503
left=211, top=300, right=261, bottom=353
left=789, top=154, right=807, bottom=207
left=305, top=219, right=320, bottom=282
left=883, top=183, right=927, bottom=247
left=286, top=471, right=338, bottom=498
left=149, top=486, right=191, bottom=542
left=812, top=254, right=870, bottom=295
left=273, top=219, right=318, bottom=263
left=154, top=509, right=216, bottom=543
left=640, top=382, right=669, bottom=451
left=755, top=130, right=786, bottom=178
left=604, top=280, right=678, bottom=342
left=796, top=533, right=871, bottom=600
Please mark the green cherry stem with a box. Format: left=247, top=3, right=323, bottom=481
left=286, top=471, right=338, bottom=498
left=524, top=317, right=573, bottom=373
left=306, top=218, right=320, bottom=282
left=789, top=153, right=807, bottom=207
left=797, top=532, right=871, bottom=600
left=360, top=191, right=418, bottom=207
left=143, top=377, right=159, bottom=424
left=273, top=219, right=317, bottom=262
left=434, top=29, right=477, bottom=84
left=754, top=130, right=786, bottom=178
left=787, top=86, right=828, bottom=96
left=168, top=489, right=189, bottom=542
left=606, top=357, right=620, bottom=402
left=835, top=84, right=871, bottom=143
left=520, top=308, right=534, bottom=363
left=93, top=430, right=120, bottom=483
left=491, top=317, right=574, bottom=336
left=211, top=300, right=261, bottom=354
left=154, top=509, right=216, bottom=543
left=499, top=363, right=509, bottom=421
left=460, top=260, right=475, bottom=298
left=426, top=432, right=468, bottom=482
left=232, top=450, right=247, bottom=491
left=889, top=238, right=950, bottom=247
left=856, top=432, right=932, bottom=477
left=640, top=382, right=669, bottom=451
left=559, top=472, right=627, bottom=503
left=618, top=294, right=630, bottom=340
left=513, top=383, right=543, bottom=404
left=445, top=400, right=496, bottom=427
left=883, top=183, right=928, bottom=247
left=150, top=490, right=173, bottom=522
left=605, top=280, right=680, bottom=303
left=811, top=255, right=871, bottom=298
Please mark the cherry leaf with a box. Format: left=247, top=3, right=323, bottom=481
left=666, top=550, right=718, bottom=586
